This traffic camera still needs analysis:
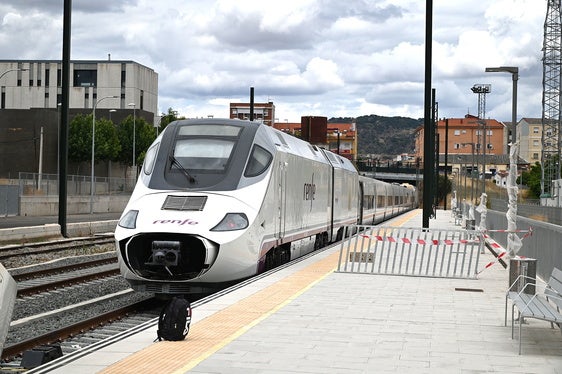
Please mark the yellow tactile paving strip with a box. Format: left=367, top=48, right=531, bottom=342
left=101, top=210, right=419, bottom=374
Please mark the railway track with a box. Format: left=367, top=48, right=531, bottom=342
left=1, top=296, right=160, bottom=363
left=0, top=235, right=114, bottom=269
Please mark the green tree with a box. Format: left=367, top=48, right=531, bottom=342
left=95, top=117, right=121, bottom=162
left=520, top=161, right=542, bottom=198
left=116, top=115, right=156, bottom=167
left=68, top=113, right=121, bottom=174
left=159, top=107, right=178, bottom=129
left=158, top=107, right=185, bottom=134
left=68, top=114, right=92, bottom=168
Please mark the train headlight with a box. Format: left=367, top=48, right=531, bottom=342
left=211, top=213, right=248, bottom=231
left=118, top=210, right=139, bottom=229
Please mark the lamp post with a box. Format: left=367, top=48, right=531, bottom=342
left=485, top=67, right=518, bottom=150
left=479, top=119, right=487, bottom=195
left=91, top=95, right=118, bottom=214
left=57, top=102, right=62, bottom=176
left=109, top=109, right=116, bottom=122
left=485, top=66, right=520, bottom=255
left=461, top=143, right=476, bottom=203
left=335, top=130, right=341, bottom=154
left=128, top=102, right=136, bottom=170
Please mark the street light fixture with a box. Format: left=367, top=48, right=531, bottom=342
left=91, top=95, right=119, bottom=214
left=128, top=102, right=136, bottom=170
left=0, top=67, right=28, bottom=82
left=0, top=68, right=28, bottom=110
left=109, top=109, right=116, bottom=122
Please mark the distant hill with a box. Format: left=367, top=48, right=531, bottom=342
left=329, top=115, right=423, bottom=158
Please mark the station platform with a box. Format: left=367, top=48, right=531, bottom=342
left=32, top=209, right=562, bottom=373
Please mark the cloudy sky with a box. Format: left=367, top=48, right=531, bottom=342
left=0, top=0, right=546, bottom=122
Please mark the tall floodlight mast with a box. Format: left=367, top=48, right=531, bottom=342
left=541, top=0, right=562, bottom=197
left=471, top=84, right=491, bottom=196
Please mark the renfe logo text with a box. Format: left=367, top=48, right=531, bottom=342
left=153, top=219, right=199, bottom=225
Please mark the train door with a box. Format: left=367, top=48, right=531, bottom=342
left=382, top=185, right=388, bottom=221
left=373, top=182, right=377, bottom=225
left=275, top=160, right=287, bottom=242
left=358, top=181, right=364, bottom=225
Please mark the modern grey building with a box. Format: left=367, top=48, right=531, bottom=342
left=0, top=59, right=158, bottom=178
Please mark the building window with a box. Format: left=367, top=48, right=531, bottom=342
left=57, top=68, right=62, bottom=87
left=29, top=63, right=34, bottom=86
left=533, top=153, right=539, bottom=159
left=74, top=69, right=97, bottom=87
left=533, top=127, right=539, bottom=133
left=454, top=143, right=460, bottom=149
left=45, top=69, right=50, bottom=86
left=533, top=140, right=539, bottom=147
left=454, top=130, right=460, bottom=136
left=36, top=62, right=41, bottom=86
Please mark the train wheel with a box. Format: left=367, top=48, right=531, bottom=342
left=264, top=244, right=291, bottom=271
left=314, top=234, right=322, bottom=250
left=322, top=232, right=329, bottom=246
left=264, top=250, right=275, bottom=271
left=314, top=232, right=329, bottom=249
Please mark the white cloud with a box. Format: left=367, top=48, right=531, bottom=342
left=0, top=0, right=549, bottom=122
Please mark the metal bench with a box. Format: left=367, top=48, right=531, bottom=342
left=505, top=267, right=562, bottom=354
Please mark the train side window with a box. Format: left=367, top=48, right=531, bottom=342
left=143, top=143, right=159, bottom=175
left=244, top=145, right=272, bottom=177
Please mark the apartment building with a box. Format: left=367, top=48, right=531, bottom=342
left=229, top=101, right=275, bottom=126
left=414, top=114, right=511, bottom=180
left=517, top=118, right=542, bottom=164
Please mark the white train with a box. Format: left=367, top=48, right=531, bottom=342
left=115, top=118, right=417, bottom=295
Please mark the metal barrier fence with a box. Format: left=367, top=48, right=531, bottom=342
left=336, top=225, right=484, bottom=279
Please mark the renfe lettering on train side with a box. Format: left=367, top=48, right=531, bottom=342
left=303, top=183, right=316, bottom=200
left=304, top=174, right=316, bottom=201
left=303, top=173, right=316, bottom=201
left=153, top=219, right=198, bottom=225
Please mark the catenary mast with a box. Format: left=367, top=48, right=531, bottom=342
left=541, top=0, right=562, bottom=197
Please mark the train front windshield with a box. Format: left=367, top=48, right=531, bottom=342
left=147, top=120, right=268, bottom=191
left=173, top=125, right=240, bottom=172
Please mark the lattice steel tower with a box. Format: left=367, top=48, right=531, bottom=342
left=471, top=84, right=491, bottom=196
left=541, top=0, right=562, bottom=196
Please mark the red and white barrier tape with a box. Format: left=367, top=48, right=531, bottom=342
left=484, top=227, right=533, bottom=239
left=359, top=234, right=476, bottom=246
left=478, top=250, right=507, bottom=274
